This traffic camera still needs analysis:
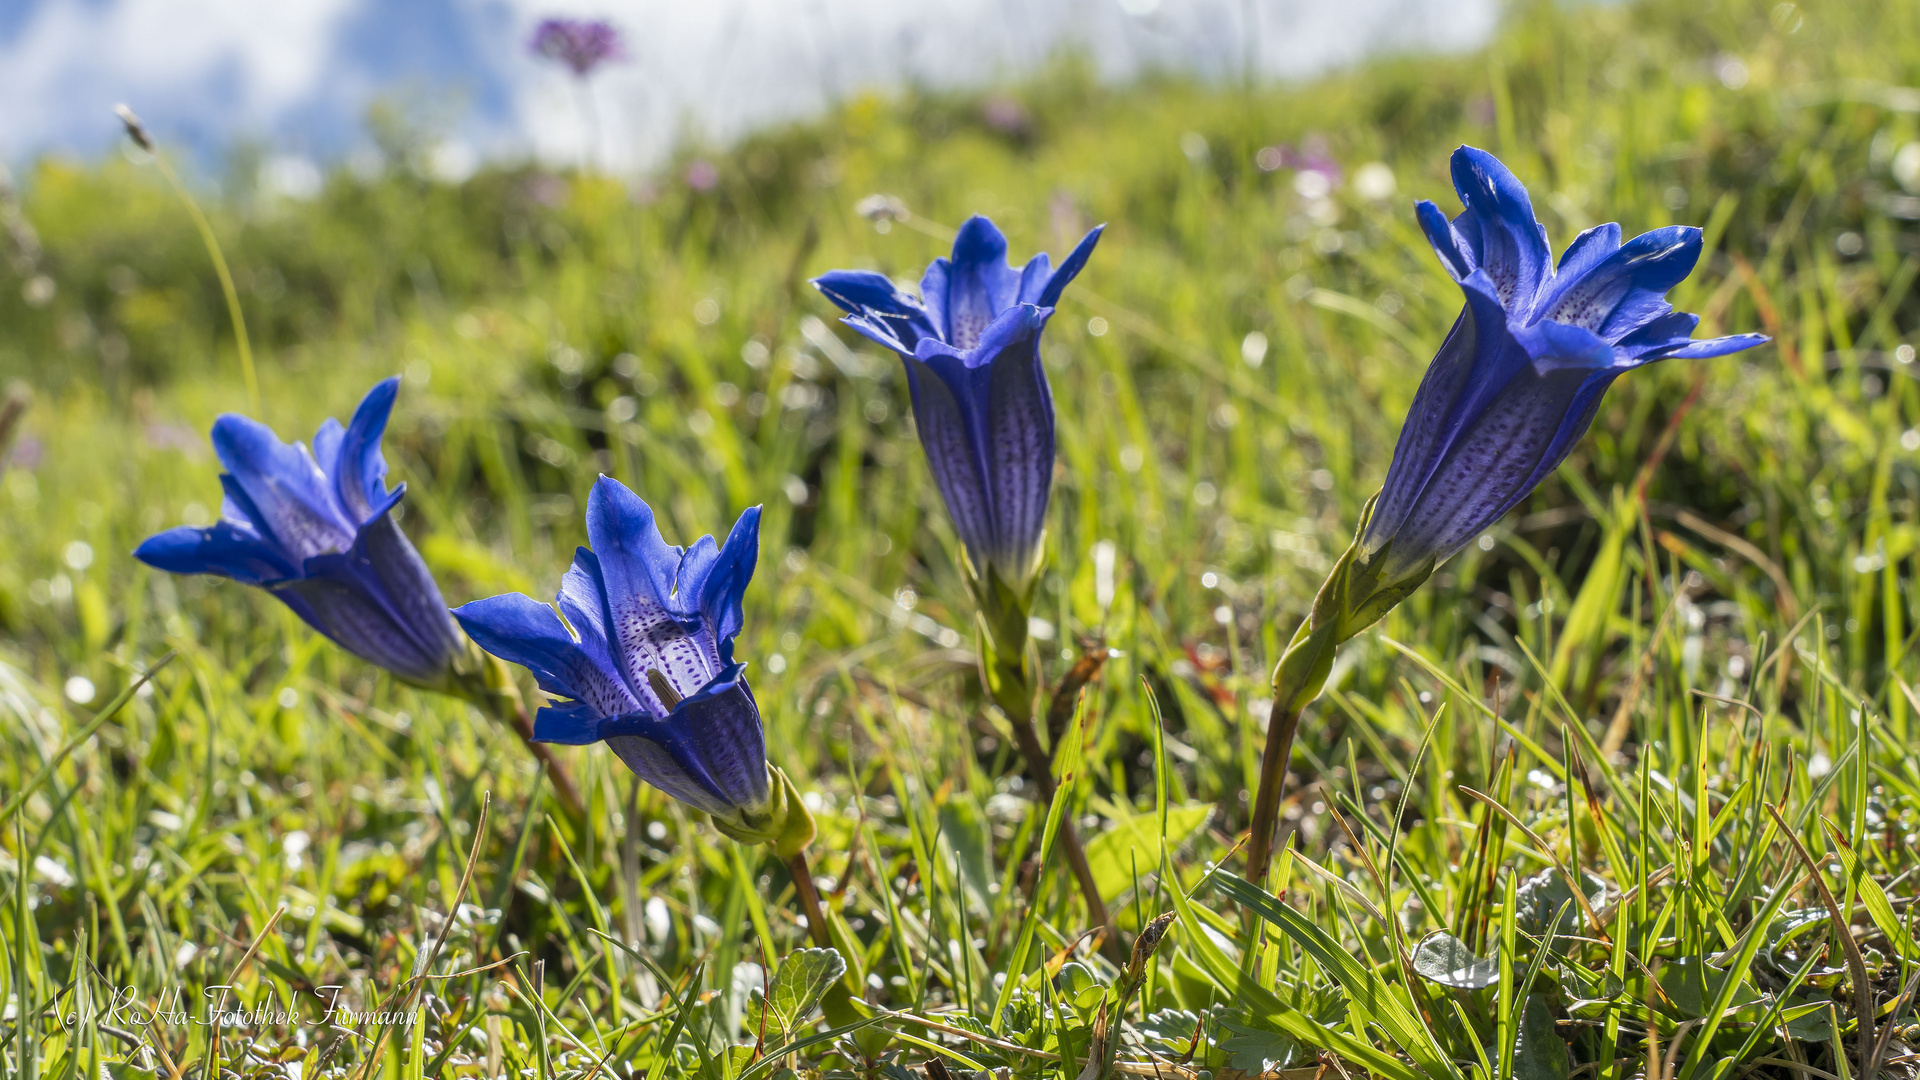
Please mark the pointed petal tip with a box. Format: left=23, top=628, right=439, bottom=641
left=1416, top=200, right=1471, bottom=279
left=351, top=376, right=401, bottom=424
left=588, top=472, right=634, bottom=505
left=1035, top=224, right=1105, bottom=307
left=1450, top=143, right=1508, bottom=179
left=209, top=410, right=270, bottom=444
left=951, top=214, right=1009, bottom=260
left=131, top=529, right=195, bottom=570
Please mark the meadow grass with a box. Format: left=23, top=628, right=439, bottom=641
left=2, top=0, right=1920, bottom=1076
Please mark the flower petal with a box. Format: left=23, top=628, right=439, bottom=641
left=1547, top=223, right=1621, bottom=292
left=1417, top=200, right=1473, bottom=281
left=598, top=666, right=769, bottom=816
left=1381, top=320, right=1620, bottom=569
left=454, top=591, right=639, bottom=716
left=1610, top=309, right=1770, bottom=361
left=350, top=511, right=459, bottom=667
left=1447, top=146, right=1554, bottom=310
left=332, top=376, right=401, bottom=521
left=211, top=413, right=356, bottom=561
left=134, top=522, right=296, bottom=585
left=902, top=349, right=996, bottom=567
left=698, top=505, right=761, bottom=661
left=1032, top=223, right=1105, bottom=307
left=1642, top=332, right=1770, bottom=360
left=911, top=305, right=1054, bottom=579
left=277, top=576, right=440, bottom=685
left=312, top=418, right=345, bottom=480
left=1536, top=225, right=1701, bottom=341
left=1015, top=252, right=1053, bottom=306
left=837, top=314, right=915, bottom=356
left=584, top=475, right=680, bottom=610
left=984, top=310, right=1055, bottom=580
left=554, top=547, right=622, bottom=683
left=605, top=732, right=738, bottom=816
left=1368, top=272, right=1526, bottom=551
left=923, top=215, right=1022, bottom=350
left=1613, top=310, right=1699, bottom=354
left=283, top=513, right=459, bottom=685
left=583, top=476, right=722, bottom=709
left=529, top=700, right=609, bottom=744
left=811, top=270, right=937, bottom=353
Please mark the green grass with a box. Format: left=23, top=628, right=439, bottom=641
left=2, top=0, right=1920, bottom=1075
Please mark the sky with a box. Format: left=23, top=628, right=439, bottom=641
left=0, top=0, right=1499, bottom=182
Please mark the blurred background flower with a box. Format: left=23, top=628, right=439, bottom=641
left=529, top=16, right=623, bottom=78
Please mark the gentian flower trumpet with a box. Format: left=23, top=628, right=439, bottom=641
left=814, top=214, right=1126, bottom=961
left=1364, top=145, right=1770, bottom=582
left=812, top=214, right=1102, bottom=590
left=1243, top=146, right=1769, bottom=884
left=136, top=378, right=462, bottom=688
left=454, top=476, right=811, bottom=853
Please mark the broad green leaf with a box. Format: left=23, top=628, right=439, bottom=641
left=709, top=1047, right=758, bottom=1080
left=1654, top=957, right=1761, bottom=1020
left=1514, top=867, right=1606, bottom=950
left=1082, top=803, right=1213, bottom=897
left=1410, top=931, right=1499, bottom=989
left=756, top=947, right=847, bottom=1036
left=1218, top=1013, right=1303, bottom=1072
left=1782, top=1000, right=1838, bottom=1042
left=938, top=796, right=996, bottom=915
left=1511, top=994, right=1570, bottom=1080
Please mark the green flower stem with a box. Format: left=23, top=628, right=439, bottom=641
left=784, top=847, right=884, bottom=1059
left=1242, top=626, right=1329, bottom=887
left=1244, top=497, right=1432, bottom=887
left=969, top=559, right=1123, bottom=964
left=785, top=849, right=833, bottom=950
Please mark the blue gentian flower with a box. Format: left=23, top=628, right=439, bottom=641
left=136, top=378, right=462, bottom=687
left=813, top=215, right=1102, bottom=587
left=1362, top=146, right=1768, bottom=579
left=454, top=477, right=796, bottom=841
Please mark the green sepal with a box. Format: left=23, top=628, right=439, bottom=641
left=713, top=765, right=817, bottom=855
left=1271, top=491, right=1435, bottom=711
left=960, top=546, right=1042, bottom=722
left=442, top=637, right=515, bottom=704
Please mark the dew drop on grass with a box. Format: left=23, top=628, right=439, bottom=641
left=63, top=675, right=94, bottom=704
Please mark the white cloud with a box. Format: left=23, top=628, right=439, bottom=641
left=0, top=0, right=1498, bottom=173
left=0, top=0, right=361, bottom=160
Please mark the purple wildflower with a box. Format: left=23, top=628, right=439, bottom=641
left=530, top=18, right=624, bottom=78
left=684, top=160, right=718, bottom=192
